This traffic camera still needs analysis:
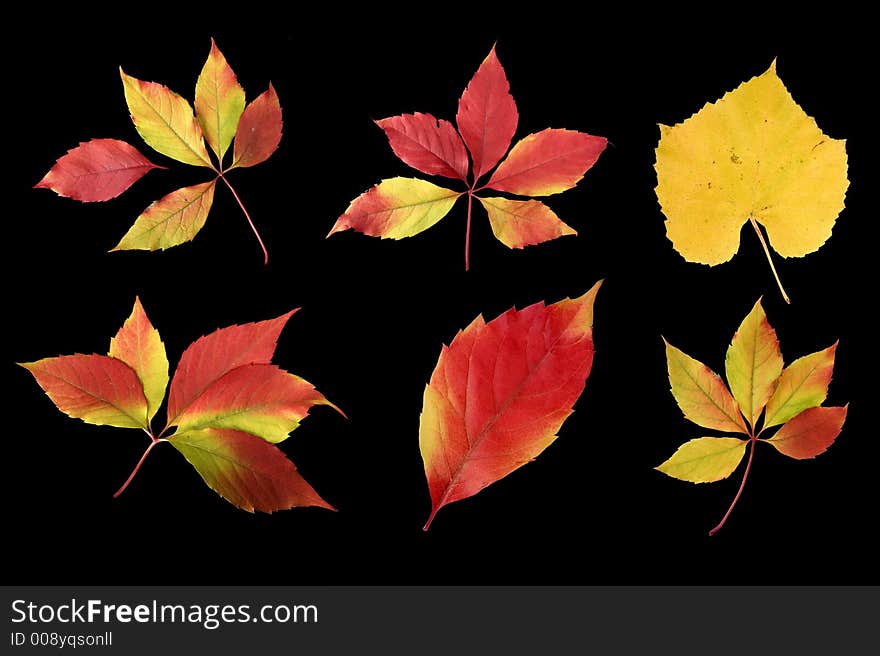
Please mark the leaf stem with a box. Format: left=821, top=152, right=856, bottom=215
left=709, top=435, right=756, bottom=536
left=465, top=190, right=474, bottom=272
left=113, top=438, right=166, bottom=499
left=749, top=217, right=790, bottom=305
left=219, top=174, right=269, bottom=265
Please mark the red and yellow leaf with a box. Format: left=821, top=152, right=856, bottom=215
left=477, top=196, right=577, bottom=248
left=767, top=405, right=848, bottom=459
left=328, top=177, right=462, bottom=239
left=21, top=355, right=148, bottom=429
left=35, top=138, right=164, bottom=202
left=172, top=364, right=338, bottom=443
left=108, top=297, right=169, bottom=422
left=421, top=281, right=601, bottom=529
left=167, top=310, right=297, bottom=423
left=195, top=38, right=246, bottom=162
left=660, top=300, right=848, bottom=535
left=486, top=129, right=607, bottom=196
left=120, top=69, right=212, bottom=168
left=23, top=304, right=342, bottom=513
left=478, top=196, right=576, bottom=249
left=231, top=83, right=282, bottom=169
left=656, top=437, right=747, bottom=483
left=665, top=340, right=747, bottom=433
left=376, top=112, right=469, bottom=181
left=764, top=343, right=837, bottom=428
left=724, top=299, right=783, bottom=427
left=112, top=181, right=216, bottom=252
left=456, top=45, right=518, bottom=181
left=169, top=428, right=333, bottom=512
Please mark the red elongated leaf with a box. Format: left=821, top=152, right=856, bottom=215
left=376, top=112, right=469, bottom=180
left=231, top=83, right=282, bottom=169
left=421, top=281, right=601, bottom=529
left=478, top=196, right=576, bottom=248
left=486, top=129, right=607, bottom=196
left=767, top=406, right=848, bottom=459
left=35, top=138, right=164, bottom=202
left=167, top=309, right=298, bottom=422
left=328, top=177, right=462, bottom=239
left=456, top=45, right=518, bottom=180
left=20, top=354, right=148, bottom=429
left=108, top=297, right=169, bottom=422
left=111, top=180, right=216, bottom=252
left=172, top=363, right=340, bottom=443
left=195, top=38, right=246, bottom=162
left=170, top=428, right=334, bottom=512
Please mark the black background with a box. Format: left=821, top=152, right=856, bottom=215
left=4, top=8, right=875, bottom=584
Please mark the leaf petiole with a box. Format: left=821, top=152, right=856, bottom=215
left=749, top=217, right=791, bottom=305
left=464, top=190, right=474, bottom=272
left=113, top=437, right=167, bottom=499
left=709, top=434, right=756, bottom=535
left=219, top=174, right=269, bottom=265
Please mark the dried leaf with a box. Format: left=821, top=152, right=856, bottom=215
left=22, top=302, right=341, bottom=513
left=655, top=60, right=848, bottom=303
left=656, top=437, right=747, bottom=483
left=35, top=138, right=164, bottom=202
left=330, top=45, right=606, bottom=270
left=421, top=281, right=601, bottom=529
left=657, top=299, right=848, bottom=534
left=37, top=40, right=282, bottom=262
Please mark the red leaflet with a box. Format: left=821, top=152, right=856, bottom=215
left=167, top=309, right=297, bottom=421
left=486, top=129, right=608, bottom=196
left=21, top=355, right=148, bottom=430
left=231, top=83, right=283, bottom=169
left=22, top=301, right=342, bottom=513
left=330, top=45, right=607, bottom=270
left=35, top=138, right=164, bottom=202
left=376, top=113, right=469, bottom=180
left=768, top=406, right=848, bottom=459
left=36, top=40, right=282, bottom=263
left=171, top=429, right=333, bottom=512
left=172, top=364, right=338, bottom=443
left=421, top=282, right=601, bottom=529
left=456, top=46, right=519, bottom=180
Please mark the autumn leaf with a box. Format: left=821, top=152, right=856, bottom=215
left=20, top=300, right=343, bottom=513
left=36, top=39, right=282, bottom=264
left=35, top=139, right=165, bottom=202
left=655, top=60, right=848, bottom=304
left=329, top=45, right=607, bottom=270
left=657, top=298, right=848, bottom=534
left=420, top=281, right=601, bottom=529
